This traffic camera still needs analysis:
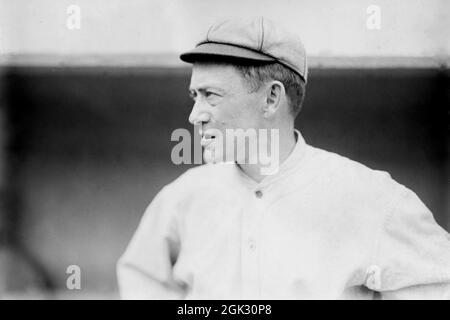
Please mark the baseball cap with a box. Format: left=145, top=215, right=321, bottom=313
left=180, top=17, right=308, bottom=83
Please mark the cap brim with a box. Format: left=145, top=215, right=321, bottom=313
left=180, top=42, right=276, bottom=64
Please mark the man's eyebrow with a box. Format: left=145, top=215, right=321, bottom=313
left=189, top=86, right=226, bottom=94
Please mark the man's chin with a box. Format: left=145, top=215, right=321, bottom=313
left=203, top=147, right=219, bottom=164
left=203, top=148, right=214, bottom=164
left=203, top=147, right=227, bottom=164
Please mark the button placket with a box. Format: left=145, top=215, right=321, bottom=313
left=241, top=190, right=265, bottom=298
left=248, top=238, right=256, bottom=250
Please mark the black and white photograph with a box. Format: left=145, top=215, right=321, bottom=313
left=0, top=0, right=448, bottom=302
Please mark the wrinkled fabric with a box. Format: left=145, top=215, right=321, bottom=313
left=117, top=130, right=450, bottom=300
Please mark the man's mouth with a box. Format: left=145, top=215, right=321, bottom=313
left=200, top=132, right=216, bottom=148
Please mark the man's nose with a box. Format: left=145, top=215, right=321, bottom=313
left=188, top=98, right=211, bottom=125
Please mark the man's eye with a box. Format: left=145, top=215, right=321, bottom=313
left=205, top=91, right=221, bottom=99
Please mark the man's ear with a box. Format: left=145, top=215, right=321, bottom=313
left=263, top=81, right=285, bottom=119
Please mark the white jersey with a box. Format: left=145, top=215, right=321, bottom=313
left=117, top=130, right=450, bottom=299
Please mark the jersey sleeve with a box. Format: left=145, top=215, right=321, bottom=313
left=116, top=186, right=186, bottom=299
left=366, top=184, right=450, bottom=299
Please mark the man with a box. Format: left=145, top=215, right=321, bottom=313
left=117, top=17, right=450, bottom=299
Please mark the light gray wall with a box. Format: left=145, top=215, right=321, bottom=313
left=0, top=0, right=448, bottom=57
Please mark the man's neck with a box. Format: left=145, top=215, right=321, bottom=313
left=238, top=128, right=297, bottom=183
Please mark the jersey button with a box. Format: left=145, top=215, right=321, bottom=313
left=255, top=190, right=263, bottom=198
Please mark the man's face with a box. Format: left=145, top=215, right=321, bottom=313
left=188, top=62, right=265, bottom=164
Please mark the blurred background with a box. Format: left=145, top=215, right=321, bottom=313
left=0, top=0, right=448, bottom=299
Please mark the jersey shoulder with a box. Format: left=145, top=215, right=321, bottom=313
left=307, top=144, right=406, bottom=198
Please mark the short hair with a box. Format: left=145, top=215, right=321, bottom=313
left=193, top=57, right=306, bottom=118
left=233, top=62, right=307, bottom=118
